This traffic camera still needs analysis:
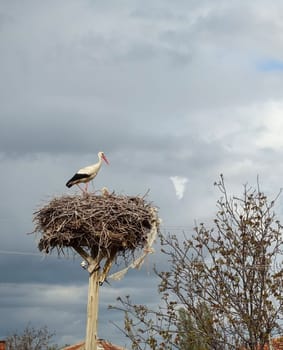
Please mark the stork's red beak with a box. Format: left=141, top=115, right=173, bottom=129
left=102, top=154, right=109, bottom=165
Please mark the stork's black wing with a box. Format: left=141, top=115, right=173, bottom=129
left=66, top=173, right=91, bottom=187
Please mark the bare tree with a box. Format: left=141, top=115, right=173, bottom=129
left=177, top=303, right=215, bottom=350
left=6, top=325, right=59, bottom=350
left=113, top=175, right=283, bottom=350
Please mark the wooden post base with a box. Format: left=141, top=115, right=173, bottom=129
left=85, top=267, right=100, bottom=350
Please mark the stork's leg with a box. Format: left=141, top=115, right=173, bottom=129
left=76, top=184, right=85, bottom=193
left=85, top=182, right=89, bottom=193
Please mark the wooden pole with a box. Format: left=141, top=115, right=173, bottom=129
left=72, top=246, right=116, bottom=350
left=73, top=246, right=101, bottom=350
left=85, top=265, right=100, bottom=350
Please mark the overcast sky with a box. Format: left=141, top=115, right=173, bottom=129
left=1, top=0, right=283, bottom=347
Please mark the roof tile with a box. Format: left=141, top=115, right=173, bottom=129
left=62, top=339, right=126, bottom=350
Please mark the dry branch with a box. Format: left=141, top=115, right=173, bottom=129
left=32, top=192, right=159, bottom=261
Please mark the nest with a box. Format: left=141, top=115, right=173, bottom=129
left=32, top=192, right=159, bottom=260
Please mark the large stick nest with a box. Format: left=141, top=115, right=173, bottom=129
left=32, top=192, right=159, bottom=259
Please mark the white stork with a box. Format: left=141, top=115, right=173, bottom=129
left=66, top=151, right=109, bottom=193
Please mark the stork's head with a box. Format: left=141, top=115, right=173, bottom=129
left=98, top=151, right=109, bottom=165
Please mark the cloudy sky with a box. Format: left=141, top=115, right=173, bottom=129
left=1, top=0, right=283, bottom=347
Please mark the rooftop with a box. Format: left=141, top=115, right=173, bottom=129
left=62, top=339, right=126, bottom=350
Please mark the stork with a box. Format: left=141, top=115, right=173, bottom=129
left=66, top=151, right=109, bottom=193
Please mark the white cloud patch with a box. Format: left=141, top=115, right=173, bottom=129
left=253, top=101, right=283, bottom=150
left=170, top=176, right=188, bottom=199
